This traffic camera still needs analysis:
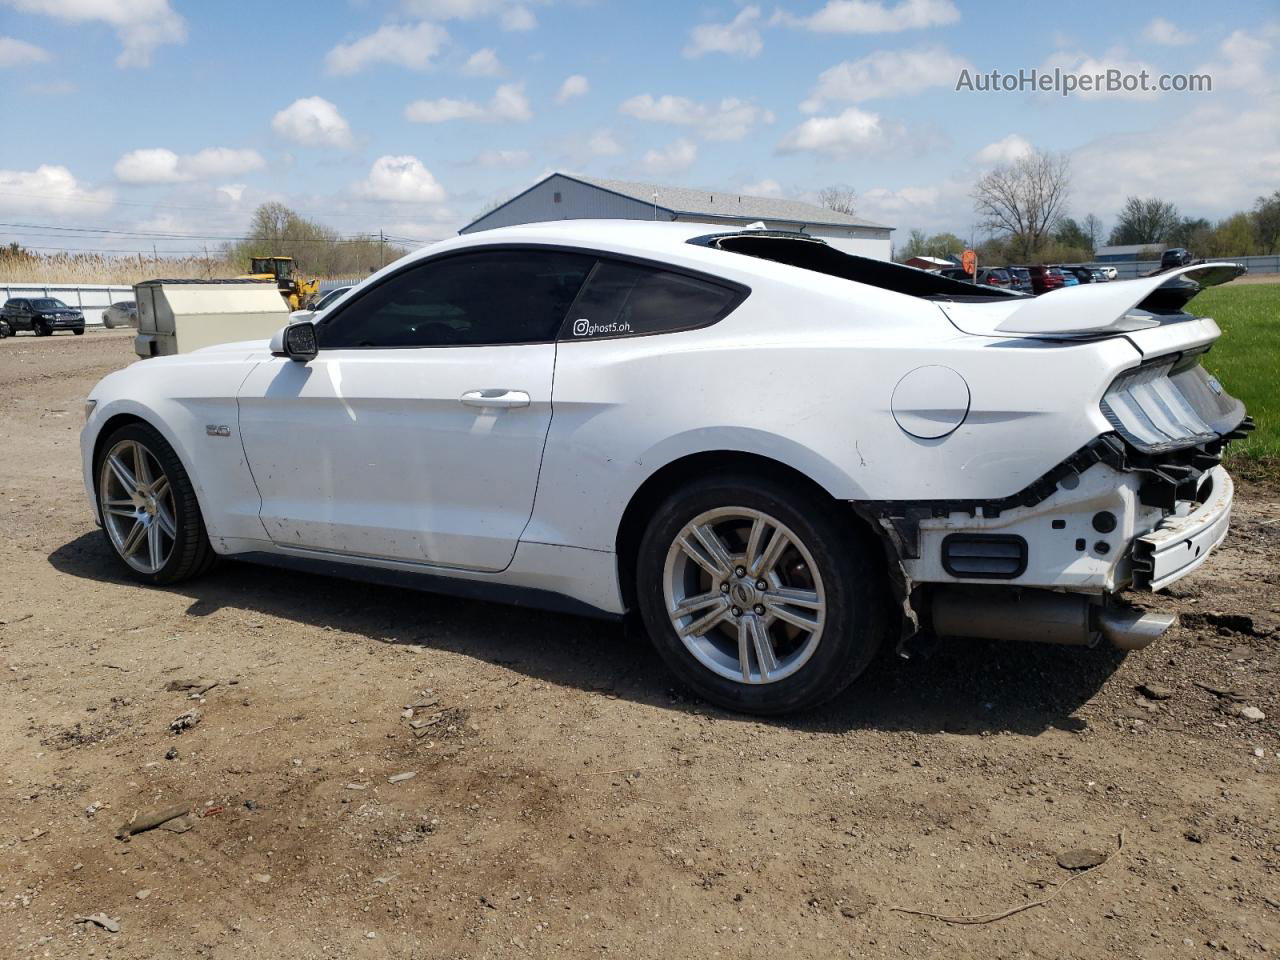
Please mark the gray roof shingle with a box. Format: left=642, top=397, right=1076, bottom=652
left=566, top=174, right=891, bottom=231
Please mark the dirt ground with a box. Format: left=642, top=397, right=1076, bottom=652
left=2, top=329, right=1277, bottom=960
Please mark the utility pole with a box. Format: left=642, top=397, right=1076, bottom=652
left=379, top=230, right=385, bottom=268
left=203, top=244, right=211, bottom=279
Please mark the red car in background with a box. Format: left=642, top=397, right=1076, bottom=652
left=1016, top=265, right=1067, bottom=295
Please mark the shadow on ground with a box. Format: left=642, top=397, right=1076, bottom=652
left=50, top=531, right=1124, bottom=737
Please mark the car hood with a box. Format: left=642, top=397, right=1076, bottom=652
left=189, top=338, right=272, bottom=356
left=937, top=262, right=1245, bottom=338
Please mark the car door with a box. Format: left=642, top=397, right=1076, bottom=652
left=236, top=247, right=597, bottom=572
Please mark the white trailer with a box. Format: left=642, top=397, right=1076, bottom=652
left=133, top=279, right=289, bottom=359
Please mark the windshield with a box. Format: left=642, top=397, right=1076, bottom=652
left=32, top=298, right=67, bottom=310
left=314, top=287, right=349, bottom=310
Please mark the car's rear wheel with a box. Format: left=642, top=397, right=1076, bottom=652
left=635, top=473, right=886, bottom=714
left=95, top=422, right=216, bottom=585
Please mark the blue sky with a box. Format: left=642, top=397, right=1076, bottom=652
left=1, top=0, right=1277, bottom=255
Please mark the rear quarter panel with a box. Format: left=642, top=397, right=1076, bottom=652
left=530, top=270, right=1143, bottom=553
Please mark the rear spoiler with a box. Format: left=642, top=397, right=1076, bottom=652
left=995, top=262, right=1246, bottom=336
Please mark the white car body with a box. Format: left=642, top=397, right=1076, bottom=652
left=80, top=221, right=1250, bottom=705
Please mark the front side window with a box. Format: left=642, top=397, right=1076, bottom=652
left=32, top=299, right=66, bottom=311
left=560, top=260, right=744, bottom=341
left=318, top=249, right=595, bottom=349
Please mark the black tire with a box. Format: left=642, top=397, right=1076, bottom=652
left=635, top=473, right=886, bottom=715
left=93, top=421, right=217, bottom=585
left=73, top=327, right=85, bottom=335
left=34, top=321, right=48, bottom=336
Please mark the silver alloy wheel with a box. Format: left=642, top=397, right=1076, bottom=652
left=98, top=439, right=177, bottom=575
left=663, top=506, right=826, bottom=685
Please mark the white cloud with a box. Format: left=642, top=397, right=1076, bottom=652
left=0, top=164, right=113, bottom=214
left=114, top=147, right=265, bottom=184
left=1071, top=92, right=1280, bottom=218
left=777, top=107, right=889, bottom=156
left=684, top=5, right=762, bottom=59
left=776, top=0, right=959, bottom=34
left=801, top=46, right=971, bottom=110
left=325, top=22, right=449, bottom=75
left=585, top=128, right=623, bottom=157
left=473, top=148, right=530, bottom=168
left=461, top=47, right=503, bottom=76
left=216, top=183, right=245, bottom=204
left=500, top=4, right=535, bottom=30
left=555, top=73, right=589, bottom=104
left=0, top=34, right=49, bottom=67
left=272, top=97, right=353, bottom=148
left=403, top=0, right=538, bottom=30
left=619, top=94, right=774, bottom=141
left=1142, top=17, right=1193, bottom=47
left=405, top=82, right=532, bottom=122
left=972, top=133, right=1033, bottom=165
left=740, top=178, right=783, bottom=198
left=356, top=155, right=447, bottom=203
left=1040, top=48, right=1164, bottom=100
left=641, top=138, right=697, bottom=176
left=2, top=0, right=186, bottom=67
left=1197, top=25, right=1280, bottom=90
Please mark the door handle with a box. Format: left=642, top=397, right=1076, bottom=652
left=460, top=389, right=531, bottom=409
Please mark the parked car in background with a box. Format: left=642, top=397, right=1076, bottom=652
left=1017, top=265, right=1066, bottom=295
left=79, top=220, right=1250, bottom=714
left=1061, top=266, right=1095, bottom=285
left=102, top=300, right=138, bottom=328
left=290, top=285, right=352, bottom=324
left=2, top=297, right=85, bottom=335
left=1161, top=248, right=1194, bottom=271
left=1098, top=266, right=1118, bottom=280
left=1005, top=266, right=1033, bottom=294
left=937, top=267, right=1011, bottom=289
left=1089, top=268, right=1111, bottom=282
left=1058, top=269, right=1079, bottom=287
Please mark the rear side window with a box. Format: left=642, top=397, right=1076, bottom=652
left=560, top=260, right=743, bottom=341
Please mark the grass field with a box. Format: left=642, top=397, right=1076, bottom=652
left=1193, top=281, right=1279, bottom=478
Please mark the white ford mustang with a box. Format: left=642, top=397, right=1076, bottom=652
left=80, top=221, right=1251, bottom=714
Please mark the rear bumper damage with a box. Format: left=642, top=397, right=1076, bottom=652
left=863, top=423, right=1248, bottom=653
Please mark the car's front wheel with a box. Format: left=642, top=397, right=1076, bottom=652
left=94, top=422, right=216, bottom=585
left=34, top=321, right=48, bottom=336
left=635, top=473, right=886, bottom=715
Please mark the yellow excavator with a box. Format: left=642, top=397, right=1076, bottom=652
left=241, top=256, right=319, bottom=310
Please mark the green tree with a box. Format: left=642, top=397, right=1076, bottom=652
left=225, top=202, right=407, bottom=278
left=1252, top=190, right=1280, bottom=253
left=1053, top=217, right=1091, bottom=250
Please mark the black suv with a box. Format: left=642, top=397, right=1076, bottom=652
left=1160, top=248, right=1194, bottom=270
left=1, top=297, right=85, bottom=335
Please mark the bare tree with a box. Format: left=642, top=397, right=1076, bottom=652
left=1082, top=213, right=1103, bottom=252
left=971, top=149, right=1070, bottom=261
left=818, top=186, right=858, bottom=216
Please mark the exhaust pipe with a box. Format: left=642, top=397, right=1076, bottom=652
left=1096, top=606, right=1177, bottom=650
left=930, top=588, right=1175, bottom=651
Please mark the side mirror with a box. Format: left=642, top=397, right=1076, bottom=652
left=271, top=322, right=318, bottom=362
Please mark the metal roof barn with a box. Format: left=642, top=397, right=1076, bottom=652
left=461, top=173, right=895, bottom=260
